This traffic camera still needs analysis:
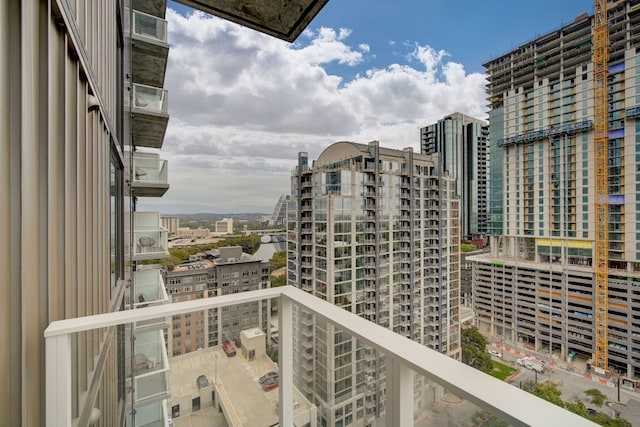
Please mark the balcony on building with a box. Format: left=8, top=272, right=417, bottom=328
left=128, top=151, right=169, bottom=197
left=125, top=7, right=169, bottom=87
left=127, top=83, right=169, bottom=149
left=131, top=329, right=170, bottom=405
left=130, top=212, right=169, bottom=261
left=176, top=0, right=329, bottom=42
left=133, top=268, right=169, bottom=309
left=45, top=287, right=596, bottom=427
left=131, top=399, right=169, bottom=427
left=130, top=0, right=167, bottom=19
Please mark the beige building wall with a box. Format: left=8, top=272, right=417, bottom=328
left=1, top=1, right=125, bottom=426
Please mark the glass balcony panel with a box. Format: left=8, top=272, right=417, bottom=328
left=45, top=288, right=596, bottom=427
left=130, top=399, right=169, bottom=427
left=133, top=268, right=169, bottom=308
left=132, top=153, right=168, bottom=186
left=133, top=330, right=170, bottom=404
left=55, top=327, right=120, bottom=426
left=412, top=371, right=513, bottom=426
left=130, top=212, right=169, bottom=260
left=129, top=9, right=168, bottom=45
left=130, top=83, right=168, bottom=115
left=126, top=151, right=170, bottom=197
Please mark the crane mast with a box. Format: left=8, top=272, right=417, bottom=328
left=593, top=0, right=609, bottom=370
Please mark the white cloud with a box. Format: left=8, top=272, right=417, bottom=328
left=142, top=8, right=487, bottom=214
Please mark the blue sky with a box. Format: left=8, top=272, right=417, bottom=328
left=141, top=1, right=593, bottom=215
left=311, top=1, right=591, bottom=76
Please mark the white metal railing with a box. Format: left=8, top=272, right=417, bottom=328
left=44, top=286, right=596, bottom=426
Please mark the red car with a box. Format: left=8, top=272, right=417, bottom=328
left=223, top=342, right=236, bottom=357
left=262, top=378, right=279, bottom=391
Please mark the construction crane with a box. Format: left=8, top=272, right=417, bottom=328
left=593, top=0, right=609, bottom=370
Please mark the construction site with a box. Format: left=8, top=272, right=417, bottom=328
left=470, top=0, right=640, bottom=386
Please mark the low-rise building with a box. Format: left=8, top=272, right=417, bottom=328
left=165, top=246, right=271, bottom=356
left=166, top=333, right=316, bottom=427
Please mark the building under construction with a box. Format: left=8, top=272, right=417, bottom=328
left=471, top=0, right=640, bottom=379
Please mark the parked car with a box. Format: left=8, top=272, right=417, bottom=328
left=259, top=371, right=278, bottom=384
left=262, top=378, right=279, bottom=391
left=223, top=342, right=236, bottom=357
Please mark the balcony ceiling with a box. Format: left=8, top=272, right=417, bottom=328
left=174, top=0, right=329, bottom=42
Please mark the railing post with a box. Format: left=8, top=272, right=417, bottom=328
left=386, top=356, right=413, bottom=426
left=278, top=293, right=294, bottom=426
left=46, top=333, right=72, bottom=426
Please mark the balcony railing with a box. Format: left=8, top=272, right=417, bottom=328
left=133, top=399, right=169, bottom=427
left=126, top=9, right=168, bottom=47
left=132, top=268, right=169, bottom=308
left=129, top=83, right=168, bottom=115
left=45, top=287, right=595, bottom=427
left=132, top=329, right=170, bottom=404
left=129, top=212, right=169, bottom=261
left=128, top=151, right=169, bottom=197
left=127, top=82, right=169, bottom=148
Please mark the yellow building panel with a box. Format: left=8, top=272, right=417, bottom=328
left=536, top=239, right=592, bottom=248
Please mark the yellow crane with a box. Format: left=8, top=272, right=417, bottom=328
left=593, top=0, right=609, bottom=370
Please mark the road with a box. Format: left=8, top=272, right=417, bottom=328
left=487, top=341, right=638, bottom=417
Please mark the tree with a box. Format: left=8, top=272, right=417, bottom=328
left=533, top=382, right=565, bottom=408
left=461, top=326, right=493, bottom=374
left=270, top=274, right=286, bottom=287
left=269, top=250, right=287, bottom=271
left=565, top=399, right=589, bottom=417
left=520, top=379, right=537, bottom=393
left=585, top=388, right=606, bottom=407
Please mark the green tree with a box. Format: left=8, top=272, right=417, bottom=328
left=520, top=379, right=537, bottom=393
left=269, top=250, right=287, bottom=271
left=270, top=274, right=286, bottom=287
left=470, top=411, right=509, bottom=427
left=591, top=413, right=632, bottom=427
left=565, top=399, right=589, bottom=417
left=460, top=243, right=478, bottom=252
left=533, top=382, right=565, bottom=408
left=461, top=326, right=493, bottom=374
left=585, top=388, right=607, bottom=407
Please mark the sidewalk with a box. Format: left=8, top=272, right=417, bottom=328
left=486, top=340, right=617, bottom=389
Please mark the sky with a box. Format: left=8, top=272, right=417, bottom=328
left=139, top=0, right=592, bottom=215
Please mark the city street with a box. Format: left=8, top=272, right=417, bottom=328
left=486, top=340, right=639, bottom=417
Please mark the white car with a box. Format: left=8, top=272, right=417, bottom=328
left=488, top=349, right=501, bottom=357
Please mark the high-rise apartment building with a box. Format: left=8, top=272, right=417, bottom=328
left=472, top=2, right=640, bottom=378
left=420, top=112, right=489, bottom=239
left=165, top=246, right=271, bottom=356
left=162, top=216, right=180, bottom=236
left=288, top=141, right=460, bottom=426
left=5, top=1, right=328, bottom=426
